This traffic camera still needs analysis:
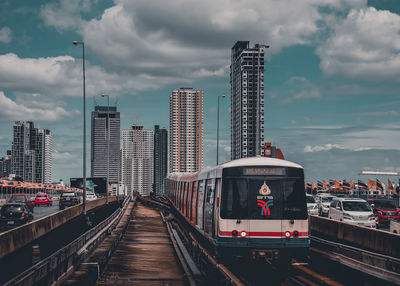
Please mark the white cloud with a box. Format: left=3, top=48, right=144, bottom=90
left=40, top=0, right=91, bottom=31
left=304, top=144, right=343, bottom=152
left=0, top=53, right=175, bottom=98
left=317, top=7, right=400, bottom=82
left=289, top=76, right=321, bottom=99
left=0, top=27, right=12, bottom=43
left=0, top=91, right=79, bottom=122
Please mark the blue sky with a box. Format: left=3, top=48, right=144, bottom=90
left=0, top=0, right=400, bottom=184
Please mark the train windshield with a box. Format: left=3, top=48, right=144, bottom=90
left=220, top=167, right=307, bottom=220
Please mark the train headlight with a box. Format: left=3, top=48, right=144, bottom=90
left=240, top=231, right=247, bottom=238
left=232, top=230, right=238, bottom=237
left=284, top=231, right=291, bottom=238
left=293, top=230, right=299, bottom=238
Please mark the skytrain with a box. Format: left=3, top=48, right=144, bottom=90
left=166, top=156, right=309, bottom=264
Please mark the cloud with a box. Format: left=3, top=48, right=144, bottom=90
left=288, top=76, right=321, bottom=99
left=317, top=7, right=400, bottom=82
left=0, top=91, right=80, bottom=122
left=75, top=0, right=365, bottom=83
left=0, top=53, right=176, bottom=98
left=40, top=0, right=91, bottom=31
left=0, top=27, right=12, bottom=43
left=304, top=144, right=343, bottom=152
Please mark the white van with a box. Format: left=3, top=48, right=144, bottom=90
left=315, top=193, right=336, bottom=217
left=306, top=194, right=318, bottom=215
left=328, top=197, right=376, bottom=228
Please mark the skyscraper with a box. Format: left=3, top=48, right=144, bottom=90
left=122, top=125, right=153, bottom=197
left=153, top=125, right=168, bottom=195
left=169, top=88, right=203, bottom=173
left=11, top=121, right=52, bottom=182
left=91, top=105, right=120, bottom=183
left=0, top=150, right=12, bottom=178
left=230, top=41, right=267, bottom=159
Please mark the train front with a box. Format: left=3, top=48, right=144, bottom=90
left=216, top=161, right=309, bottom=264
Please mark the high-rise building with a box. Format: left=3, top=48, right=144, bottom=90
left=91, top=105, right=120, bottom=183
left=11, top=121, right=52, bottom=182
left=0, top=150, right=12, bottom=178
left=122, top=125, right=153, bottom=197
left=230, top=41, right=267, bottom=159
left=153, top=125, right=168, bottom=195
left=34, top=128, right=52, bottom=183
left=169, top=88, right=203, bottom=173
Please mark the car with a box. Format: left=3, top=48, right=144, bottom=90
left=315, top=193, right=336, bottom=217
left=59, top=192, right=80, bottom=210
left=0, top=202, right=34, bottom=229
left=367, top=199, right=400, bottom=227
left=34, top=193, right=53, bottom=207
left=328, top=197, right=376, bottom=228
left=86, top=192, right=97, bottom=201
left=306, top=194, right=318, bottom=215
left=8, top=193, right=35, bottom=212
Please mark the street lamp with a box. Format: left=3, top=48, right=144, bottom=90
left=73, top=40, right=87, bottom=215
left=101, top=94, right=110, bottom=204
left=217, top=94, right=226, bottom=165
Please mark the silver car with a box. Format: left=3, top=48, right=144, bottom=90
left=315, top=193, right=336, bottom=217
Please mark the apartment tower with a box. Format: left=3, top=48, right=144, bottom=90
left=230, top=41, right=267, bottom=159
left=169, top=88, right=203, bottom=173
left=11, top=121, right=52, bottom=182
left=153, top=125, right=168, bottom=195
left=91, top=105, right=120, bottom=183
left=122, top=125, right=153, bottom=197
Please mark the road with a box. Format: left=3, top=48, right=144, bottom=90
left=32, top=200, right=60, bottom=221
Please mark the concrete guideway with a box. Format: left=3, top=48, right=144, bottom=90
left=0, top=197, right=118, bottom=260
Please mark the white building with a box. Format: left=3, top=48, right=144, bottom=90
left=169, top=88, right=203, bottom=173
left=122, top=125, right=153, bottom=197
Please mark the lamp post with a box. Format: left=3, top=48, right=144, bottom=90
left=101, top=94, right=110, bottom=204
left=73, top=41, right=87, bottom=215
left=217, top=94, right=226, bottom=165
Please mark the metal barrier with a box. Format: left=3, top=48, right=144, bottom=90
left=3, top=197, right=129, bottom=286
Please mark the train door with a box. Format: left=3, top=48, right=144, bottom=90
left=196, top=180, right=205, bottom=230
left=204, top=178, right=216, bottom=236
left=191, top=181, right=198, bottom=225
left=213, top=178, right=221, bottom=237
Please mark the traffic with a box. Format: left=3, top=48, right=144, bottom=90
left=0, top=191, right=99, bottom=231
left=306, top=191, right=400, bottom=231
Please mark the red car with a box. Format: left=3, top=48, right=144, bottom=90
left=368, top=199, right=400, bottom=227
left=34, top=193, right=53, bottom=207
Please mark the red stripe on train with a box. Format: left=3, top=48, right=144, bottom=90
left=218, top=231, right=309, bottom=237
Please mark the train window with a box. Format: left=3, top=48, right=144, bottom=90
left=282, top=180, right=307, bottom=219
left=220, top=177, right=306, bottom=220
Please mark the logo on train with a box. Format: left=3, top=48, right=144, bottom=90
left=257, top=199, right=273, bottom=216
left=259, top=181, right=271, bottom=195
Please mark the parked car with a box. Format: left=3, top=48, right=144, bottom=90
left=390, top=219, right=400, bottom=234
left=34, top=193, right=53, bottom=207
left=86, top=192, right=97, bottom=201
left=306, top=194, right=318, bottom=215
left=367, top=199, right=400, bottom=227
left=8, top=193, right=35, bottom=212
left=315, top=193, right=336, bottom=217
left=328, top=197, right=376, bottom=228
left=59, top=192, right=80, bottom=210
left=0, top=202, right=34, bottom=229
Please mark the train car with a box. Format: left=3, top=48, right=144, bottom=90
left=166, top=156, right=309, bottom=264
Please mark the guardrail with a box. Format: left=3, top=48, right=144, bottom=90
left=0, top=197, right=117, bottom=259
left=3, top=197, right=129, bottom=286
left=309, top=215, right=400, bottom=258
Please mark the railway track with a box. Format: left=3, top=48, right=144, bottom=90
left=96, top=202, right=198, bottom=285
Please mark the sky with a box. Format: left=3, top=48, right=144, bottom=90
left=0, top=0, right=400, bottom=184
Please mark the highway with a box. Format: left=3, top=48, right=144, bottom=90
left=32, top=200, right=60, bottom=220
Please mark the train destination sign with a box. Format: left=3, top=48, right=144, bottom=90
left=244, top=167, right=286, bottom=176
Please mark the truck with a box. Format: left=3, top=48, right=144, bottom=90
left=8, top=193, right=35, bottom=212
